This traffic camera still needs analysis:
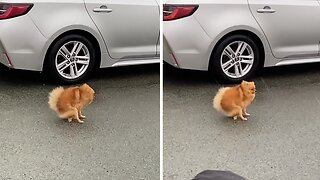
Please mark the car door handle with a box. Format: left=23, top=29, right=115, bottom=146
left=93, top=5, right=112, bottom=13
left=257, top=6, right=276, bottom=13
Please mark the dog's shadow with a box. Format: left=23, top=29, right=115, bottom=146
left=49, top=116, right=102, bottom=139
left=212, top=112, right=257, bottom=129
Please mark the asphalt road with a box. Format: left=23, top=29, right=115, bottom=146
left=164, top=63, right=320, bottom=180
left=0, top=64, right=159, bottom=180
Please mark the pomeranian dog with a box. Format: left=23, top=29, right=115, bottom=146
left=213, top=81, right=256, bottom=121
left=48, top=83, right=95, bottom=123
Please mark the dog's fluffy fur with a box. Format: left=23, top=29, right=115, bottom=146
left=48, top=83, right=95, bottom=123
left=213, top=81, right=256, bottom=121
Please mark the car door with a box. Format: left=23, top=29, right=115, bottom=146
left=248, top=0, right=320, bottom=59
left=84, top=0, right=159, bottom=60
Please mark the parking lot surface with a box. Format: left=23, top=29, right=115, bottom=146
left=164, top=63, right=320, bottom=180
left=0, top=64, right=159, bottom=180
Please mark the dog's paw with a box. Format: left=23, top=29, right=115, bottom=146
left=68, top=118, right=73, bottom=122
left=245, top=113, right=251, bottom=116
left=233, top=116, right=238, bottom=120
left=80, top=115, right=86, bottom=119
left=78, top=120, right=84, bottom=124
left=241, top=117, right=248, bottom=121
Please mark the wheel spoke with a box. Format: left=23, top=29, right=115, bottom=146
left=76, top=60, right=89, bottom=65
left=235, top=42, right=247, bottom=55
left=239, top=43, right=248, bottom=55
left=70, top=42, right=80, bottom=55
left=222, top=59, right=233, bottom=69
left=234, top=64, right=241, bottom=77
left=224, top=62, right=236, bottom=71
left=58, top=50, right=69, bottom=60
left=241, top=59, right=254, bottom=64
left=223, top=50, right=233, bottom=59
left=58, top=61, right=71, bottom=73
left=60, top=45, right=70, bottom=57
left=74, top=43, right=84, bottom=55
left=239, top=55, right=253, bottom=60
left=240, top=55, right=254, bottom=64
left=235, top=42, right=244, bottom=54
left=238, top=63, right=244, bottom=75
left=224, top=46, right=235, bottom=58
left=75, top=55, right=89, bottom=66
left=75, top=56, right=89, bottom=60
left=57, top=60, right=69, bottom=70
left=74, top=63, right=79, bottom=76
left=70, top=65, right=75, bottom=77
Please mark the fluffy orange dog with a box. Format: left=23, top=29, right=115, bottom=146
left=48, top=83, right=95, bottom=123
left=213, top=81, right=256, bottom=121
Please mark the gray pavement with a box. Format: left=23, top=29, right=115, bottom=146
left=0, top=64, right=159, bottom=180
left=164, top=63, right=320, bottom=180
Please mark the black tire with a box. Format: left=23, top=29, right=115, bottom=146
left=211, top=34, right=260, bottom=83
left=46, top=34, right=96, bottom=84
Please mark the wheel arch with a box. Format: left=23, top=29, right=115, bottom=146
left=43, top=29, right=102, bottom=72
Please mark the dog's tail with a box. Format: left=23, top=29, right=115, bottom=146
left=48, top=87, right=64, bottom=113
left=213, top=87, right=229, bottom=113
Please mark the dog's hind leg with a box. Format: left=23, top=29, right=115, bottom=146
left=59, top=108, right=83, bottom=123
left=228, top=106, right=247, bottom=121
left=72, top=108, right=83, bottom=123
left=78, top=109, right=86, bottom=119
left=59, top=111, right=75, bottom=122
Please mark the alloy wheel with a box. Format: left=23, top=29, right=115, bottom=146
left=220, top=41, right=254, bottom=79
left=55, top=41, right=90, bottom=80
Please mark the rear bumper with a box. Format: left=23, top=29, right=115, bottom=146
left=0, top=41, right=12, bottom=67
left=163, top=37, right=178, bottom=67
left=0, top=14, right=47, bottom=71
left=163, top=16, right=213, bottom=71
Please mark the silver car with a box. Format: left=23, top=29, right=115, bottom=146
left=0, top=0, right=160, bottom=83
left=164, top=0, right=320, bottom=82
